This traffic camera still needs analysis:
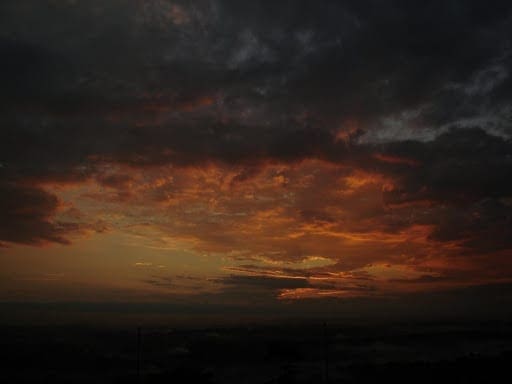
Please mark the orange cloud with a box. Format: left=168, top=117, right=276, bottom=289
left=7, top=157, right=510, bottom=301
left=373, top=153, right=421, bottom=167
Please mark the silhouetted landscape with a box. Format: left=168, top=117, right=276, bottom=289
left=3, top=320, right=512, bottom=383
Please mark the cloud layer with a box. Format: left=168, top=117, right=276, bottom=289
left=1, top=0, right=512, bottom=301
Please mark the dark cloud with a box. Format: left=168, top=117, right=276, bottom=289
left=5, top=281, right=512, bottom=323
left=213, top=275, right=311, bottom=290
left=389, top=274, right=448, bottom=284
left=381, top=128, right=512, bottom=204
left=428, top=199, right=512, bottom=254
left=1, top=0, right=512, bottom=261
left=0, top=182, right=81, bottom=245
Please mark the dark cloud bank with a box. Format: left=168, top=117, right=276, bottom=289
left=1, top=0, right=511, bottom=263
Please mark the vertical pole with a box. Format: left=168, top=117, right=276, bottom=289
left=137, top=326, right=141, bottom=383
left=323, top=322, right=329, bottom=383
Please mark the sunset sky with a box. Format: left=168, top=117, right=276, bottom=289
left=1, top=0, right=512, bottom=322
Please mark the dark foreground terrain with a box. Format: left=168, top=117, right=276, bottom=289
left=3, top=321, right=512, bottom=383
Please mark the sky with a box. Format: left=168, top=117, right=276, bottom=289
left=1, top=0, right=512, bottom=322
